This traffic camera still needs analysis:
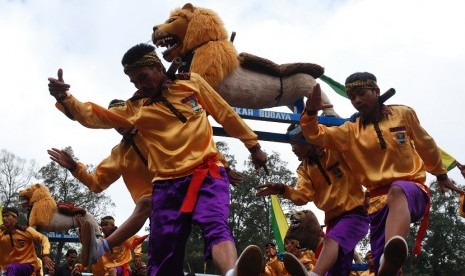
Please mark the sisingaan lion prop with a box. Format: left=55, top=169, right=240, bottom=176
left=152, top=3, right=338, bottom=115
left=18, top=183, right=101, bottom=235
left=285, top=209, right=323, bottom=253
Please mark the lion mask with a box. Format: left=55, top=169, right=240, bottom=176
left=152, top=3, right=238, bottom=87
left=19, top=183, right=57, bottom=227
left=284, top=210, right=322, bottom=251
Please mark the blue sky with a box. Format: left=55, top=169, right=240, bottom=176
left=1, top=0, right=465, bottom=232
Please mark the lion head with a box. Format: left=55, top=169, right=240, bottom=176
left=19, top=183, right=57, bottom=227
left=153, top=3, right=229, bottom=62
left=284, top=210, right=322, bottom=251
left=152, top=3, right=238, bottom=87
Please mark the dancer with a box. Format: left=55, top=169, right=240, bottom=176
left=256, top=124, right=368, bottom=276
left=283, top=237, right=316, bottom=273
left=301, top=72, right=464, bottom=275
left=91, top=216, right=142, bottom=276
left=48, top=99, right=244, bottom=265
left=262, top=242, right=288, bottom=276
left=48, top=43, right=267, bottom=276
left=0, top=207, right=54, bottom=275
left=55, top=249, right=78, bottom=276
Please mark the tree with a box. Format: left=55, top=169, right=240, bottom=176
left=403, top=180, right=465, bottom=275
left=229, top=150, right=296, bottom=253
left=36, top=146, right=115, bottom=265
left=0, top=149, right=37, bottom=208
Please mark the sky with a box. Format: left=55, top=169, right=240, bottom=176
left=1, top=0, right=465, bottom=235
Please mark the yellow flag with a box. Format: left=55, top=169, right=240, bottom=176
left=271, top=195, right=289, bottom=252
left=440, top=148, right=456, bottom=171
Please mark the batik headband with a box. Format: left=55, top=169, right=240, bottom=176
left=123, top=52, right=162, bottom=73
left=2, top=209, right=18, bottom=218
left=345, top=79, right=379, bottom=94
left=100, top=218, right=115, bottom=225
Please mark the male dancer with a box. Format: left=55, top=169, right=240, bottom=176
left=48, top=43, right=267, bottom=276
left=91, top=216, right=142, bottom=276
left=301, top=73, right=464, bottom=275
left=0, top=207, right=54, bottom=275
left=256, top=124, right=368, bottom=276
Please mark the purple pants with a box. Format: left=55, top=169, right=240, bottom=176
left=324, top=207, right=369, bottom=276
left=147, top=167, right=234, bottom=276
left=6, top=263, right=34, bottom=276
left=115, top=266, right=131, bottom=276
left=369, top=180, right=428, bottom=273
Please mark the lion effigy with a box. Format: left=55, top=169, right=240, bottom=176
left=152, top=3, right=338, bottom=115
left=18, top=183, right=100, bottom=235
left=285, top=209, right=323, bottom=252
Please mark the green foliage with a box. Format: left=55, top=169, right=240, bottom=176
left=0, top=149, right=37, bottom=209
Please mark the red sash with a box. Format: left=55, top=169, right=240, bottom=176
left=180, top=154, right=221, bottom=213
left=122, top=263, right=130, bottom=276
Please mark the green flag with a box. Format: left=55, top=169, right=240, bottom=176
left=320, top=74, right=347, bottom=98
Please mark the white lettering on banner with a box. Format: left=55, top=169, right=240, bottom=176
left=233, top=107, right=254, bottom=116
left=259, top=110, right=291, bottom=120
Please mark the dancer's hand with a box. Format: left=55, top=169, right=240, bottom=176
left=437, top=174, right=465, bottom=195
left=227, top=169, right=245, bottom=187
left=305, top=83, right=333, bottom=114
left=43, top=255, right=55, bottom=270
left=47, top=148, right=77, bottom=171
left=250, top=144, right=269, bottom=175
left=48, top=68, right=71, bottom=101
left=255, top=182, right=285, bottom=196
left=456, top=160, right=465, bottom=178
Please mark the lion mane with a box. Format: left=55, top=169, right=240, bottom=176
left=285, top=210, right=322, bottom=251
left=153, top=3, right=238, bottom=88
left=19, top=183, right=57, bottom=227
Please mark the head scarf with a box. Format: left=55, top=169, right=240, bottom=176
left=123, top=52, right=162, bottom=74
left=345, top=79, right=379, bottom=95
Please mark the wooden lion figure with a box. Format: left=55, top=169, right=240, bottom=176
left=18, top=183, right=100, bottom=235
left=285, top=209, right=323, bottom=252
left=152, top=3, right=338, bottom=115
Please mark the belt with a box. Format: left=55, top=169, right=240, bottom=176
left=180, top=154, right=221, bottom=213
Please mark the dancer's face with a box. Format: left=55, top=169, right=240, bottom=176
left=291, top=142, right=323, bottom=161
left=100, top=221, right=115, bottom=236
left=2, top=213, right=17, bottom=228
left=284, top=240, right=300, bottom=256
left=347, top=88, right=380, bottom=117
left=264, top=244, right=277, bottom=257
left=127, top=65, right=165, bottom=98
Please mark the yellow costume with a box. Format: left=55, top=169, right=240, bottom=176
left=72, top=133, right=152, bottom=203
left=0, top=226, right=51, bottom=272
left=92, top=235, right=142, bottom=274
left=282, top=149, right=365, bottom=223
left=301, top=105, right=446, bottom=213
left=56, top=73, right=258, bottom=182
left=299, top=250, right=317, bottom=271
left=262, top=256, right=289, bottom=276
